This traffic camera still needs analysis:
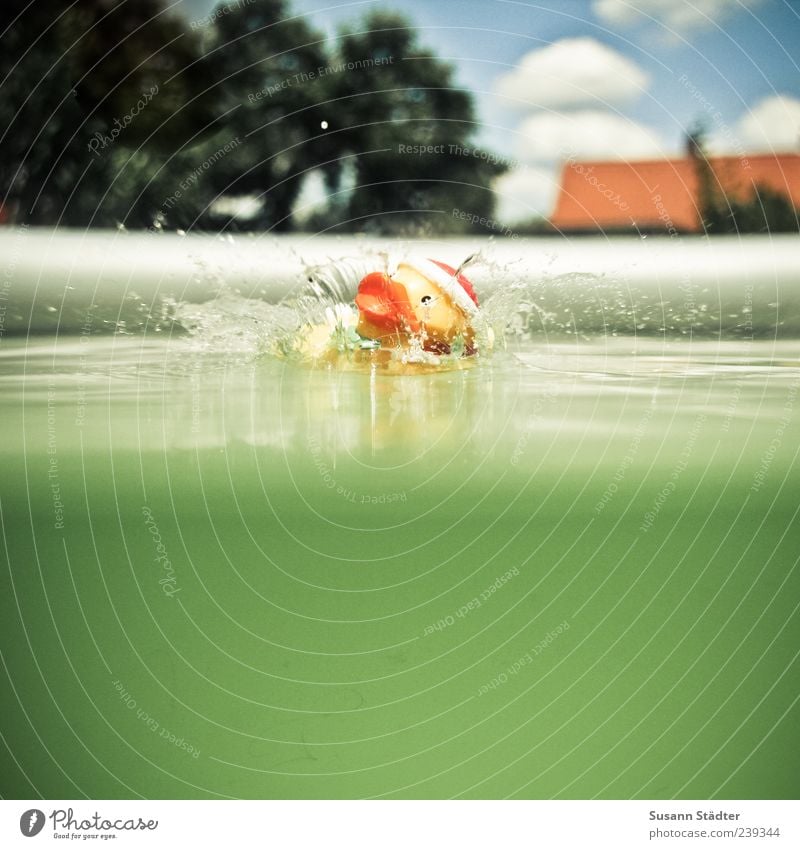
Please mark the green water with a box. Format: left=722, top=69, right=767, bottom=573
left=1, top=336, right=799, bottom=799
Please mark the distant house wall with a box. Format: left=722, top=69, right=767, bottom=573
left=550, top=153, right=799, bottom=233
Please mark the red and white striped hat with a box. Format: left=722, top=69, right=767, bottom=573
left=396, top=257, right=480, bottom=316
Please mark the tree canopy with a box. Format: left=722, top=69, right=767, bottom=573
left=687, top=123, right=798, bottom=235
left=0, top=0, right=506, bottom=233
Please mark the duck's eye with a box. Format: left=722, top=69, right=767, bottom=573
left=420, top=295, right=433, bottom=305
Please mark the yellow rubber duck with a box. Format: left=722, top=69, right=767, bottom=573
left=297, top=257, right=488, bottom=372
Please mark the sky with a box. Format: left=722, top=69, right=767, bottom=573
left=176, top=0, right=800, bottom=222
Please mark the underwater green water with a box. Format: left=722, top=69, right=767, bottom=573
left=1, top=336, right=798, bottom=799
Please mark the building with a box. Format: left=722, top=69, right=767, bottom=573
left=550, top=151, right=800, bottom=233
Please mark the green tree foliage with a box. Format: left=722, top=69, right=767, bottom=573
left=316, top=11, right=506, bottom=234
left=704, top=184, right=798, bottom=234
left=687, top=124, right=798, bottom=234
left=0, top=1, right=505, bottom=232
left=0, top=0, right=214, bottom=226
left=686, top=122, right=716, bottom=232
left=94, top=0, right=332, bottom=229
left=193, top=0, right=335, bottom=230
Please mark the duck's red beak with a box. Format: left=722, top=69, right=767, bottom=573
left=355, top=272, right=421, bottom=334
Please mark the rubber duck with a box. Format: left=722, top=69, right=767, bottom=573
left=355, top=258, right=480, bottom=356
left=296, top=257, right=486, bottom=372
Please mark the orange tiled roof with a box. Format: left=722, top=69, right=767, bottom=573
left=550, top=153, right=800, bottom=232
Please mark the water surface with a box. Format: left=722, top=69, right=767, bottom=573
left=2, top=331, right=798, bottom=799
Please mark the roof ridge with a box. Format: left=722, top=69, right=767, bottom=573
left=559, top=152, right=800, bottom=168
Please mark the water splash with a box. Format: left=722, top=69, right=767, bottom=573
left=170, top=243, right=517, bottom=372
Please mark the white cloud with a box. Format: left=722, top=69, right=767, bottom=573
left=734, top=94, right=800, bottom=152
left=593, top=0, right=765, bottom=35
left=492, top=167, right=561, bottom=223
left=706, top=94, right=800, bottom=155
left=494, top=38, right=649, bottom=111
left=513, top=110, right=665, bottom=163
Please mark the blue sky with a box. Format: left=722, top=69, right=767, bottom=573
left=177, top=0, right=800, bottom=220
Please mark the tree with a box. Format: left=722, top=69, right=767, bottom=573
left=686, top=122, right=798, bottom=234
left=0, top=2, right=507, bottom=232
left=313, top=11, right=506, bottom=234
left=707, top=184, right=798, bottom=234
left=184, top=0, right=335, bottom=230
left=107, top=0, right=343, bottom=231
left=685, top=121, right=716, bottom=232
left=0, top=0, right=214, bottom=226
